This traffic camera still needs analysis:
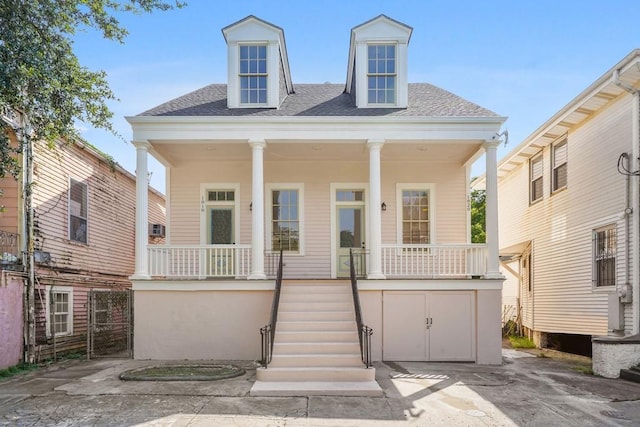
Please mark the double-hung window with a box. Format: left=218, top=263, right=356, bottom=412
left=400, top=187, right=432, bottom=244
left=593, top=225, right=616, bottom=288
left=239, top=45, right=267, bottom=105
left=530, top=154, right=543, bottom=203
left=269, top=185, right=303, bottom=253
left=69, top=178, right=88, bottom=243
left=47, top=287, right=73, bottom=337
left=367, top=44, right=396, bottom=105
left=551, top=139, right=568, bottom=192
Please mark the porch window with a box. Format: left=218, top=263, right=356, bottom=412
left=593, top=225, right=616, bottom=288
left=398, top=186, right=433, bottom=244
left=551, top=139, right=567, bottom=192
left=268, top=184, right=304, bottom=254
left=367, top=44, right=396, bottom=105
left=239, top=44, right=267, bottom=105
left=46, top=287, right=73, bottom=337
left=530, top=154, right=543, bottom=204
left=69, top=178, right=88, bottom=243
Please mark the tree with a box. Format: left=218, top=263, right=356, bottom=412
left=470, top=189, right=486, bottom=243
left=0, top=0, right=183, bottom=363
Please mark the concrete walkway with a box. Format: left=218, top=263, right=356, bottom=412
left=1, top=349, right=640, bottom=426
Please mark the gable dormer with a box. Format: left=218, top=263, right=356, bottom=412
left=346, top=15, right=412, bottom=108
left=222, top=16, right=293, bottom=109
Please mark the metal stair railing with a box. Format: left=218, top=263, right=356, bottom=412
left=260, top=249, right=283, bottom=367
left=349, top=248, right=373, bottom=368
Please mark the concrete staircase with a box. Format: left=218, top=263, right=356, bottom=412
left=620, top=365, right=640, bottom=383
left=250, top=280, right=381, bottom=396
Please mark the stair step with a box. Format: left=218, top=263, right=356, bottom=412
left=620, top=368, right=640, bottom=383
left=279, top=301, right=352, bottom=312
left=278, top=311, right=354, bottom=321
left=256, top=366, right=375, bottom=382
left=283, top=285, right=351, bottom=294
left=270, top=354, right=363, bottom=367
left=630, top=365, right=640, bottom=373
left=274, top=342, right=360, bottom=354
left=275, top=331, right=359, bottom=343
left=250, top=380, right=382, bottom=397
left=280, top=293, right=352, bottom=303
left=277, top=320, right=357, bottom=332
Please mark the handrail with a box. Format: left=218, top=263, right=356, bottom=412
left=349, top=248, right=372, bottom=368
left=260, top=249, right=283, bottom=367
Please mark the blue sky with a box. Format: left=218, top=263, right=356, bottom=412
left=74, top=0, right=640, bottom=191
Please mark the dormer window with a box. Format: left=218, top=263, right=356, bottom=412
left=368, top=44, right=396, bottom=104
left=239, top=45, right=268, bottom=105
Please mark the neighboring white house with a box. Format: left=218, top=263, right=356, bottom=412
left=476, top=49, right=640, bottom=378
left=127, top=15, right=506, bottom=395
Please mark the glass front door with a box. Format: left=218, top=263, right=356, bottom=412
left=336, top=206, right=364, bottom=277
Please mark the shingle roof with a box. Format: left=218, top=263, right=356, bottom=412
left=139, top=83, right=499, bottom=118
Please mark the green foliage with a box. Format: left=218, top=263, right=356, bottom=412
left=470, top=189, right=486, bottom=243
left=0, top=362, right=39, bottom=380
left=0, top=0, right=184, bottom=178
left=508, top=335, right=536, bottom=349
left=571, top=364, right=594, bottom=375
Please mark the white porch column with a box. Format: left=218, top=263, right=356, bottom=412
left=367, top=139, right=385, bottom=279
left=132, top=141, right=151, bottom=280
left=483, top=139, right=503, bottom=279
left=249, top=140, right=267, bottom=280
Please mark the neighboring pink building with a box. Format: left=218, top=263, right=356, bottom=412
left=0, top=127, right=165, bottom=368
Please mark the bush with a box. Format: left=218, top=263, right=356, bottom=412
left=508, top=335, right=536, bottom=349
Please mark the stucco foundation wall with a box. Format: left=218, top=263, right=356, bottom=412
left=476, top=289, right=502, bottom=365
left=592, top=341, right=640, bottom=378
left=360, top=290, right=382, bottom=361
left=133, top=290, right=272, bottom=360
left=0, top=275, right=23, bottom=369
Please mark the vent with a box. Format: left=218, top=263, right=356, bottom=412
left=149, top=224, right=166, bottom=237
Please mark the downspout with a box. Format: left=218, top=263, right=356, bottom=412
left=613, top=68, right=640, bottom=334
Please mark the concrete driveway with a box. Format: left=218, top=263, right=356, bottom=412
left=1, top=349, right=639, bottom=426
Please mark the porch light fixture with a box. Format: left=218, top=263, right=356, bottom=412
left=381, top=202, right=387, bottom=211
left=250, top=202, right=252, bottom=212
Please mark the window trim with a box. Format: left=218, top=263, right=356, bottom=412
left=238, top=43, right=268, bottom=107
left=529, top=154, right=543, bottom=204
left=396, top=183, right=436, bottom=245
left=366, top=42, right=398, bottom=106
left=266, top=183, right=305, bottom=256
left=45, top=286, right=73, bottom=337
left=592, top=224, right=617, bottom=289
left=551, top=139, right=568, bottom=194
left=199, top=183, right=241, bottom=245
left=68, top=177, right=88, bottom=244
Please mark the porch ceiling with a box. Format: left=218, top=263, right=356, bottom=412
left=151, top=140, right=481, bottom=166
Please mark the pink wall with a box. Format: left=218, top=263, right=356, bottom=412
left=0, top=274, right=23, bottom=369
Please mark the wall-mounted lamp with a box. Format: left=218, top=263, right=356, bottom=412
left=250, top=202, right=253, bottom=212
left=381, top=202, right=387, bottom=211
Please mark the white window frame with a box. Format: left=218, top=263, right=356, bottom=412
left=199, top=183, right=241, bottom=245
left=396, top=183, right=436, bottom=245
left=367, top=43, right=397, bottom=106
left=266, top=183, right=304, bottom=256
left=530, top=154, right=543, bottom=204
left=551, top=139, right=568, bottom=193
left=238, top=43, right=268, bottom=106
left=68, top=177, right=88, bottom=244
left=592, top=224, right=617, bottom=289
left=45, top=286, right=73, bottom=337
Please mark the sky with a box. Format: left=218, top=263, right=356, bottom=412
left=73, top=0, right=640, bottom=192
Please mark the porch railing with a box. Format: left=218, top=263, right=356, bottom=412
left=381, top=244, right=487, bottom=278
left=147, top=245, right=251, bottom=278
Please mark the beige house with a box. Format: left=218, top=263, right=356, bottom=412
left=0, top=122, right=165, bottom=367
left=478, top=49, right=640, bottom=378
left=128, top=15, right=506, bottom=395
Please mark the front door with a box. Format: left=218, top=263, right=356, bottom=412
left=336, top=203, right=365, bottom=278
left=207, top=207, right=234, bottom=276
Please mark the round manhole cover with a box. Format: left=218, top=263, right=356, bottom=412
left=119, top=364, right=245, bottom=381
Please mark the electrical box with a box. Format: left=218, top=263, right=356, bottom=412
left=608, top=293, right=624, bottom=332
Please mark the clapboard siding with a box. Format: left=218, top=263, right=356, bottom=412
left=169, top=156, right=469, bottom=278
left=32, top=140, right=165, bottom=277
left=498, top=95, right=635, bottom=336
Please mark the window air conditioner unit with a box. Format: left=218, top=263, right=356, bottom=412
left=149, top=223, right=166, bottom=237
